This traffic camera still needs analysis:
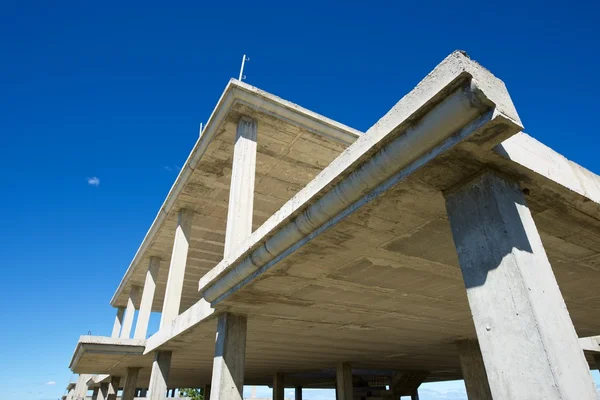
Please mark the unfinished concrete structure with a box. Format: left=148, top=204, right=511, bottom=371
left=68, top=51, right=600, bottom=399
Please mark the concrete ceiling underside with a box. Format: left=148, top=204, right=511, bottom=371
left=75, top=130, right=600, bottom=387
left=95, top=52, right=600, bottom=390
left=112, top=100, right=359, bottom=311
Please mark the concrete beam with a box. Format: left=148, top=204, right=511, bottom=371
left=224, top=116, right=257, bottom=256
left=210, top=313, right=247, bottom=400
left=445, top=171, right=597, bottom=399
left=120, top=286, right=141, bottom=339
left=580, top=335, right=600, bottom=352
left=273, top=372, right=284, bottom=400
left=122, top=368, right=140, bottom=400
left=391, top=371, right=428, bottom=399
left=111, top=307, right=125, bottom=338
left=148, top=351, right=172, bottom=400
left=456, top=339, right=492, bottom=400
left=335, top=362, right=352, bottom=400
left=161, top=208, right=193, bottom=328
left=107, top=376, right=120, bottom=400
left=135, top=257, right=160, bottom=339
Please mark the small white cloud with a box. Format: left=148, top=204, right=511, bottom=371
left=87, top=177, right=100, bottom=186
left=45, top=381, right=56, bottom=386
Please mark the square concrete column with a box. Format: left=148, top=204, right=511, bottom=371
left=73, top=374, right=92, bottom=400
left=161, top=208, right=193, bottom=328
left=97, top=382, right=109, bottom=400
left=135, top=257, right=160, bottom=339
left=209, top=313, right=247, bottom=400
left=122, top=368, right=141, bottom=400
left=294, top=386, right=302, bottom=400
left=224, top=116, right=257, bottom=256
left=107, top=376, right=120, bottom=400
left=456, top=339, right=492, bottom=400
left=91, top=388, right=99, bottom=400
left=120, top=286, right=141, bottom=339
left=111, top=307, right=125, bottom=338
left=203, top=384, right=211, bottom=400
left=148, top=350, right=172, bottom=400
left=273, top=372, right=284, bottom=400
left=335, top=362, right=352, bottom=400
left=445, top=171, right=597, bottom=399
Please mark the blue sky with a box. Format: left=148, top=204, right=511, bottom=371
left=1, top=1, right=600, bottom=399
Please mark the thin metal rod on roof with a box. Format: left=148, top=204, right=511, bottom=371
left=238, top=54, right=250, bottom=81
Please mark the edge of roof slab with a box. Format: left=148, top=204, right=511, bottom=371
left=110, top=79, right=363, bottom=308
left=69, top=335, right=146, bottom=371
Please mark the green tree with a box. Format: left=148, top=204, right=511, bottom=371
left=179, top=388, right=203, bottom=400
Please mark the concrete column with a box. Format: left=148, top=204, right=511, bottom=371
left=148, top=351, right=172, bottom=400
left=73, top=374, right=92, bottom=400
left=122, top=368, right=141, bottom=400
left=209, top=313, right=247, bottom=400
left=273, top=372, right=284, bottom=400
left=456, top=339, right=492, bottom=400
left=97, top=383, right=109, bottom=400
left=224, top=116, right=257, bottom=256
left=295, top=386, right=302, bottom=400
left=91, top=388, right=99, bottom=400
left=111, top=307, right=125, bottom=338
left=203, top=384, right=211, bottom=400
left=335, top=362, right=352, bottom=400
left=107, top=376, right=120, bottom=400
left=161, top=208, right=193, bottom=328
left=595, top=354, right=600, bottom=371
left=411, top=390, right=419, bottom=400
left=445, top=171, right=597, bottom=399
left=120, top=286, right=141, bottom=339
left=135, top=257, right=160, bottom=339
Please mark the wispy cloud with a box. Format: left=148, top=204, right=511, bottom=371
left=86, top=176, right=100, bottom=186
left=162, top=165, right=181, bottom=173
left=45, top=381, right=56, bottom=386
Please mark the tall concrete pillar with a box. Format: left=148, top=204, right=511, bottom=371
left=148, top=351, right=172, bottom=400
left=209, top=313, right=247, bottom=400
left=122, top=368, right=141, bottom=400
left=161, top=208, right=193, bottom=328
left=335, top=362, right=352, bottom=400
left=107, top=376, right=120, bottom=400
left=203, top=384, right=211, bottom=400
left=135, top=257, right=160, bottom=339
left=444, top=171, right=597, bottom=399
left=97, top=382, right=109, bottom=400
left=224, top=116, right=257, bottom=256
left=111, top=307, right=125, bottom=338
left=273, top=372, right=284, bottom=400
left=120, top=286, right=141, bottom=339
left=91, top=387, right=99, bottom=400
left=456, top=339, right=492, bottom=400
left=295, top=386, right=302, bottom=400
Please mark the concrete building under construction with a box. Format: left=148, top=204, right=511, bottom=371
left=66, top=51, right=600, bottom=400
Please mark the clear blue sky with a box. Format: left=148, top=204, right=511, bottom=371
left=1, top=1, right=599, bottom=399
